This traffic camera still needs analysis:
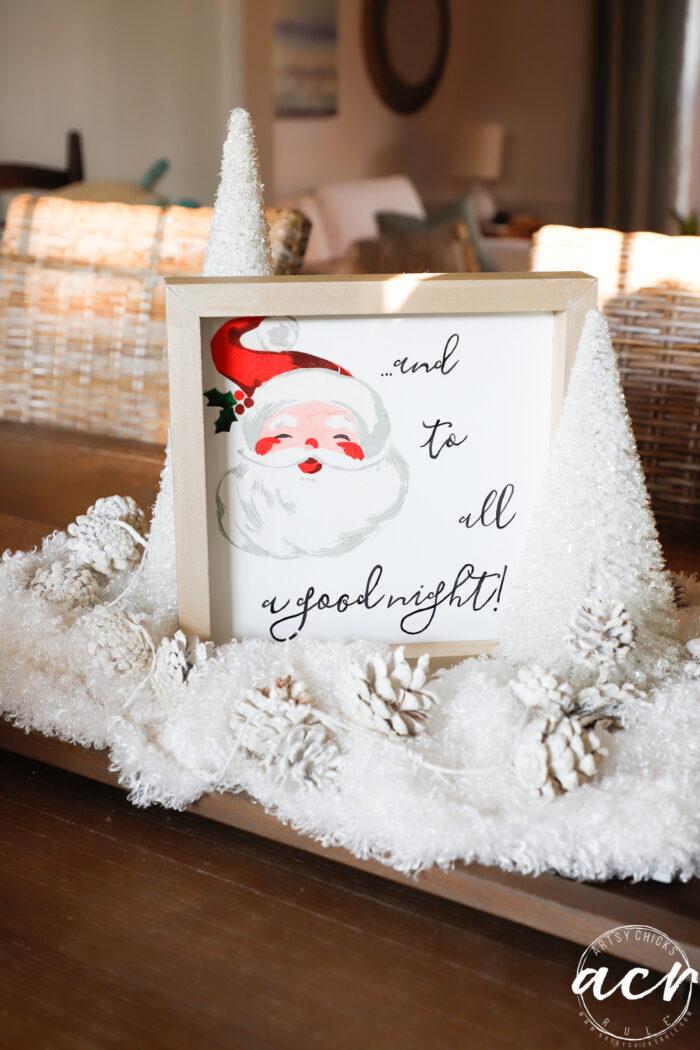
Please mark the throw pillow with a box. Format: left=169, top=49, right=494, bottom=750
left=351, top=219, right=480, bottom=274
left=377, top=192, right=486, bottom=269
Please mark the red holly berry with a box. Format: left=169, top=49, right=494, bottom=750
left=244, top=397, right=254, bottom=408
left=234, top=390, right=245, bottom=401
left=235, top=404, right=245, bottom=415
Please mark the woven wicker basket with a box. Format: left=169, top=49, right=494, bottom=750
left=0, top=195, right=310, bottom=445
left=532, top=226, right=700, bottom=527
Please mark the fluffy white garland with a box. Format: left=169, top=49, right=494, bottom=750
left=1, top=513, right=698, bottom=882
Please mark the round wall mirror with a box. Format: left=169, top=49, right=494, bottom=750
left=363, top=0, right=450, bottom=114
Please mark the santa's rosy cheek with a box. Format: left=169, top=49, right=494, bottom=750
left=255, top=436, right=280, bottom=456
left=338, top=441, right=364, bottom=461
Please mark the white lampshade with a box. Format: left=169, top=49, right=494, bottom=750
left=453, top=122, right=504, bottom=180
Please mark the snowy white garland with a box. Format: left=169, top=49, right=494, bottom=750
left=24, top=496, right=663, bottom=803
left=2, top=441, right=697, bottom=883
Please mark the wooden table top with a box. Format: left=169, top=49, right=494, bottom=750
left=0, top=420, right=697, bottom=1050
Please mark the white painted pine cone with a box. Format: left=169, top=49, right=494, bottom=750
left=67, top=514, right=143, bottom=576
left=267, top=721, right=341, bottom=788
left=230, top=675, right=338, bottom=787
left=232, top=675, right=314, bottom=756
left=153, top=630, right=189, bottom=697
left=86, top=495, right=147, bottom=537
left=341, top=647, right=438, bottom=738
left=29, top=560, right=101, bottom=609
left=185, top=636, right=215, bottom=670
left=576, top=680, right=647, bottom=726
left=686, top=637, right=700, bottom=659
left=152, top=631, right=215, bottom=698
left=508, top=666, right=574, bottom=712
left=85, top=608, right=153, bottom=676
left=670, top=575, right=690, bottom=609
left=566, top=598, right=635, bottom=671
left=684, top=638, right=700, bottom=678
left=512, top=711, right=609, bottom=798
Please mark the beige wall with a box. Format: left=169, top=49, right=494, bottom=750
left=274, top=0, right=419, bottom=199
left=0, top=0, right=593, bottom=221
left=274, top=0, right=593, bottom=224
left=0, top=0, right=263, bottom=205
left=457, top=0, right=593, bottom=223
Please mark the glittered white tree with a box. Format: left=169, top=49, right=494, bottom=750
left=497, top=309, right=679, bottom=680
left=137, top=109, right=272, bottom=612
left=203, top=108, right=272, bottom=279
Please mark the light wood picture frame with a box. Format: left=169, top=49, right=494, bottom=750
left=165, top=272, right=597, bottom=658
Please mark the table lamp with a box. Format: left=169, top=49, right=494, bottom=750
left=453, top=121, right=504, bottom=222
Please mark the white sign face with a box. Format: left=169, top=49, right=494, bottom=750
left=201, top=312, right=554, bottom=646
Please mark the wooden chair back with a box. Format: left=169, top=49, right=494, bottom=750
left=532, top=225, right=700, bottom=526
left=0, top=131, right=83, bottom=191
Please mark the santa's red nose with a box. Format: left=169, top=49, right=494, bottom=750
left=305, top=438, right=318, bottom=449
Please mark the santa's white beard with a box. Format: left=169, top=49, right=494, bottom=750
left=216, top=445, right=409, bottom=558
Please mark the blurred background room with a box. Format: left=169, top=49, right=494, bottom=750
left=3, top=0, right=698, bottom=262
left=1, top=0, right=698, bottom=531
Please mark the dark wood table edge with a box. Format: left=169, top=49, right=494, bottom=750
left=1, top=719, right=697, bottom=972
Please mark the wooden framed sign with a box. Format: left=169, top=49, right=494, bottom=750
left=165, top=273, right=597, bottom=657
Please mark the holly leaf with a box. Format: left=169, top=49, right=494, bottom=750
left=204, top=388, right=238, bottom=433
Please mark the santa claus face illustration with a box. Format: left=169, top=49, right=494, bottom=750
left=254, top=399, right=364, bottom=473
left=209, top=318, right=409, bottom=559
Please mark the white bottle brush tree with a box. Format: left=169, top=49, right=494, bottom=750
left=203, top=108, right=272, bottom=280
left=498, top=309, right=682, bottom=798
left=497, top=309, right=679, bottom=680
left=138, top=108, right=273, bottom=610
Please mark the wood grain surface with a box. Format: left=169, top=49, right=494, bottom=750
left=0, top=420, right=164, bottom=534
left=0, top=751, right=622, bottom=1050
left=0, top=419, right=697, bottom=1050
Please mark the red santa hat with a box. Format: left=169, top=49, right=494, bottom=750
left=210, top=317, right=391, bottom=456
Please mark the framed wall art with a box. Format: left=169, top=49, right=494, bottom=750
left=273, top=0, right=338, bottom=118
left=165, top=273, right=597, bottom=657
